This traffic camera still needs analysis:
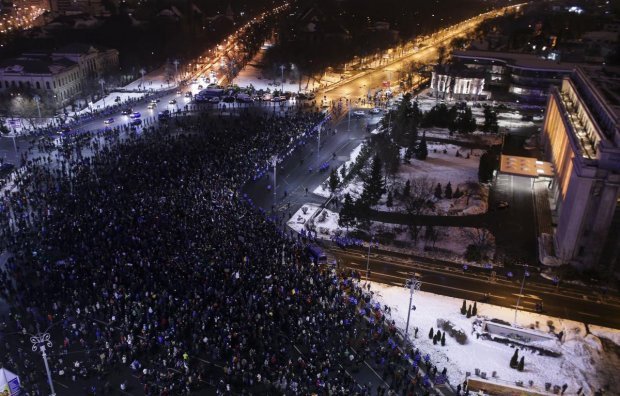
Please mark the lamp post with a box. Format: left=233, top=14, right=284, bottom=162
left=513, top=266, right=530, bottom=325
left=33, top=95, right=41, bottom=118
left=98, top=78, right=106, bottom=108
left=316, top=123, right=321, bottom=165
left=280, top=64, right=285, bottom=90
left=404, top=277, right=422, bottom=339
left=365, top=234, right=374, bottom=281
left=173, top=60, right=180, bottom=83
left=139, top=69, right=146, bottom=91
left=30, top=332, right=56, bottom=396
left=271, top=155, right=278, bottom=207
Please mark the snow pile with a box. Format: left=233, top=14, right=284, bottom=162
left=369, top=282, right=620, bottom=394
left=287, top=203, right=341, bottom=236
left=313, top=143, right=365, bottom=199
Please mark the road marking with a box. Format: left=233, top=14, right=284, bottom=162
left=577, top=311, right=601, bottom=318
left=345, top=267, right=506, bottom=299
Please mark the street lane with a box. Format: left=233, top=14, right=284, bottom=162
left=333, top=248, right=620, bottom=329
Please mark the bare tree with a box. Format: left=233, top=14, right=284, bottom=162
left=403, top=177, right=434, bottom=241
left=463, top=228, right=494, bottom=259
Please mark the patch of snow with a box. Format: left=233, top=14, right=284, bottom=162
left=368, top=282, right=620, bottom=395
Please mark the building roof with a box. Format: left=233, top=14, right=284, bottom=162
left=579, top=66, right=620, bottom=119
left=54, top=43, right=96, bottom=55
left=0, top=56, right=77, bottom=76
left=452, top=50, right=580, bottom=72
left=499, top=155, right=554, bottom=178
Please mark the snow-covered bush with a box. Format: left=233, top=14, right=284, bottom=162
left=437, top=318, right=468, bottom=345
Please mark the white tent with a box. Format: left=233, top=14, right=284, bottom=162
left=0, top=368, right=20, bottom=395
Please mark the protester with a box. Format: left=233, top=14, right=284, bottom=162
left=0, top=108, right=441, bottom=395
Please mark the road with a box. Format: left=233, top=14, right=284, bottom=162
left=319, top=4, right=524, bottom=104
left=332, top=247, right=620, bottom=329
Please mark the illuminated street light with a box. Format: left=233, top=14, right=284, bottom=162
left=33, top=95, right=41, bottom=118
left=30, top=332, right=56, bottom=396
left=404, top=277, right=422, bottom=339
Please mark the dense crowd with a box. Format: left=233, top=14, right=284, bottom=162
left=0, top=108, right=446, bottom=395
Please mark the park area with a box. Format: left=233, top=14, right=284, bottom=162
left=368, top=281, right=620, bottom=395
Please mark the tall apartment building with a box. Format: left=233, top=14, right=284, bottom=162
left=541, top=66, right=620, bottom=272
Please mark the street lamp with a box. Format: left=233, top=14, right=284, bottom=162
left=513, top=266, right=530, bottom=325
left=30, top=332, right=56, bottom=396
left=139, top=69, right=146, bottom=90
left=271, top=155, right=278, bottom=207
left=173, top=60, right=180, bottom=82
left=404, top=277, right=422, bottom=340
left=365, top=234, right=374, bottom=281
left=33, top=95, right=41, bottom=118
left=98, top=78, right=106, bottom=108
left=280, top=64, right=285, bottom=90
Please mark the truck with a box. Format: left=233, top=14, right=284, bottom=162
left=306, top=245, right=327, bottom=265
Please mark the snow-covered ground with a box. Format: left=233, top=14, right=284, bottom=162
left=75, top=92, right=146, bottom=116
left=287, top=202, right=495, bottom=263
left=315, top=142, right=488, bottom=216
left=233, top=47, right=340, bottom=93
left=369, top=282, right=620, bottom=395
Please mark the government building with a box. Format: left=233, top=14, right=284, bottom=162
left=541, top=66, right=620, bottom=272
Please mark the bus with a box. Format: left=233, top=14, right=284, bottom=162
left=306, top=245, right=327, bottom=265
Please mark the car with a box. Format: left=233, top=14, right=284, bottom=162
left=197, top=85, right=203, bottom=90
left=352, top=110, right=365, bottom=117
left=130, top=119, right=142, bottom=126
left=104, top=118, right=115, bottom=125
left=235, top=93, right=253, bottom=103
left=121, top=108, right=132, bottom=115
left=370, top=108, right=381, bottom=114
left=184, top=91, right=192, bottom=98
left=147, top=103, right=157, bottom=110
left=150, top=99, right=160, bottom=104
left=297, top=93, right=308, bottom=100
left=497, top=201, right=509, bottom=210
left=208, top=97, right=221, bottom=104
left=130, top=112, right=141, bottom=119
left=262, top=94, right=273, bottom=101
left=158, top=110, right=170, bottom=120
left=169, top=99, right=177, bottom=105
left=176, top=90, right=182, bottom=95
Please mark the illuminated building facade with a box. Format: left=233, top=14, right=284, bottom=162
left=541, top=67, right=620, bottom=271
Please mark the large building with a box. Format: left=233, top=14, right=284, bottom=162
left=0, top=43, right=118, bottom=107
left=430, top=63, right=487, bottom=101
left=451, top=50, right=578, bottom=103
left=541, top=66, right=620, bottom=272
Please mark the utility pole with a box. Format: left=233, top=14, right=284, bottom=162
left=99, top=79, right=106, bottom=108
left=272, top=155, right=278, bottom=207
left=317, top=124, right=321, bottom=164
left=33, top=95, right=41, bottom=119
left=365, top=234, right=373, bottom=281
left=513, top=266, right=530, bottom=325
left=405, top=277, right=422, bottom=339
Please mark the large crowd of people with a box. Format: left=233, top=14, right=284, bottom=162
left=0, top=108, right=447, bottom=395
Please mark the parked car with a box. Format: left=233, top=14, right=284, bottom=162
left=130, top=119, right=142, bottom=126
left=208, top=97, right=221, bottom=104
left=104, top=118, right=115, bottom=125
left=352, top=110, right=365, bottom=117
left=184, top=91, right=192, bottom=98
left=121, top=108, right=132, bottom=115
left=150, top=99, right=160, bottom=104
left=370, top=108, right=381, bottom=114
left=147, top=103, right=157, bottom=110
left=130, top=112, right=141, bottom=119
left=169, top=99, right=177, bottom=105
